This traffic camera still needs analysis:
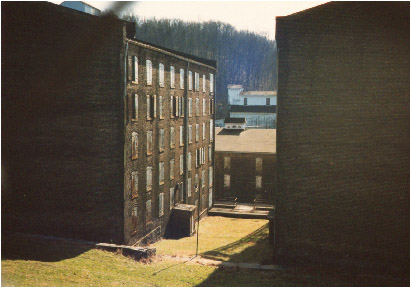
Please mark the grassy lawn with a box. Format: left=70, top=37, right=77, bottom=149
left=2, top=216, right=407, bottom=286
left=151, top=216, right=272, bottom=263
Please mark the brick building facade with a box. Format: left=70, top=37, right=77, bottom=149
left=215, top=128, right=276, bottom=203
left=275, top=2, right=409, bottom=273
left=2, top=2, right=216, bottom=245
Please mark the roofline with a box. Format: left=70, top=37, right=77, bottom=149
left=276, top=1, right=331, bottom=20
left=215, top=150, right=276, bottom=155
left=126, top=38, right=217, bottom=70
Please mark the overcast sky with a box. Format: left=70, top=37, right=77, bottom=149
left=52, top=1, right=327, bottom=40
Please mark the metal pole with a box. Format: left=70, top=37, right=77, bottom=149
left=196, top=185, right=200, bottom=256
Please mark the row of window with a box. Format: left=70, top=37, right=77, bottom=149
left=131, top=165, right=213, bottom=198
left=224, top=157, right=263, bottom=174
left=128, top=55, right=214, bottom=93
left=223, top=175, right=263, bottom=189
left=129, top=187, right=213, bottom=226
left=131, top=94, right=214, bottom=121
left=132, top=122, right=213, bottom=159
left=243, top=98, right=272, bottom=106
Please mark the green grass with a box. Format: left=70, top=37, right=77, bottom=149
left=2, top=216, right=407, bottom=286
left=152, top=217, right=271, bottom=263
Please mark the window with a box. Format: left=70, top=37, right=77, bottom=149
left=170, top=127, right=175, bottom=149
left=209, top=120, right=214, bottom=142
left=203, top=99, right=206, bottom=115
left=159, top=193, right=164, bottom=217
left=131, top=171, right=138, bottom=199
left=202, top=147, right=206, bottom=164
left=202, top=170, right=206, bottom=188
left=195, top=173, right=199, bottom=189
left=146, top=60, right=152, bottom=85
left=159, top=128, right=165, bottom=152
left=170, top=159, right=174, bottom=180
left=189, top=98, right=192, bottom=117
left=170, top=96, right=174, bottom=118
left=196, top=149, right=199, bottom=167
left=188, top=177, right=192, bottom=197
left=196, top=124, right=199, bottom=142
left=170, top=66, right=175, bottom=88
left=209, top=99, right=213, bottom=115
left=209, top=167, right=213, bottom=187
left=256, top=158, right=263, bottom=174
left=196, top=98, right=199, bottom=116
left=146, top=200, right=152, bottom=221
left=132, top=94, right=138, bottom=121
left=180, top=69, right=184, bottom=89
left=128, top=56, right=133, bottom=81
left=175, top=96, right=179, bottom=117
left=188, top=125, right=192, bottom=144
left=179, top=97, right=183, bottom=117
left=188, top=71, right=193, bottom=90
left=133, top=56, right=138, bottom=82
left=146, top=95, right=151, bottom=119
left=131, top=199, right=138, bottom=232
left=202, top=74, right=206, bottom=92
left=181, top=96, right=185, bottom=117
left=195, top=72, right=200, bottom=91
left=244, top=98, right=247, bottom=105
left=188, top=152, right=192, bottom=171
left=224, top=174, right=230, bottom=189
left=209, top=73, right=214, bottom=93
left=256, top=176, right=262, bottom=189
left=170, top=187, right=175, bottom=210
left=224, top=156, right=230, bottom=170
left=208, top=188, right=213, bottom=208
left=266, top=98, right=270, bottom=105
left=202, top=123, right=206, bottom=140
left=209, top=145, right=212, bottom=162
left=180, top=126, right=184, bottom=146
left=159, top=63, right=164, bottom=87
left=152, top=95, right=157, bottom=118
left=159, top=162, right=164, bottom=185
left=146, top=166, right=152, bottom=191
left=132, top=132, right=138, bottom=160
left=147, top=131, right=152, bottom=155
left=180, top=154, right=184, bottom=175
left=159, top=96, right=164, bottom=119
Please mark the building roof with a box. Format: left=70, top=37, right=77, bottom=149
left=215, top=128, right=276, bottom=154
left=240, top=91, right=277, bottom=96
left=224, top=117, right=246, bottom=124
left=227, top=84, right=243, bottom=89
left=230, top=105, right=277, bottom=113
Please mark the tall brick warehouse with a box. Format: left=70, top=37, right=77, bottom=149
left=275, top=1, right=409, bottom=274
left=2, top=2, right=216, bottom=245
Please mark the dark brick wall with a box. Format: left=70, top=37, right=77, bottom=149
left=124, top=42, right=216, bottom=245
left=215, top=152, right=276, bottom=203
left=275, top=2, right=409, bottom=270
left=2, top=2, right=125, bottom=243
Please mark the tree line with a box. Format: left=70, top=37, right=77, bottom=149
left=122, top=15, right=277, bottom=118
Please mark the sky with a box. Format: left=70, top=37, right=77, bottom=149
left=52, top=1, right=328, bottom=40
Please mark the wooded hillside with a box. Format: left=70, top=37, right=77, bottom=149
left=122, top=16, right=277, bottom=117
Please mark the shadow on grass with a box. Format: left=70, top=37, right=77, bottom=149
left=200, top=223, right=272, bottom=264
left=2, top=232, right=92, bottom=262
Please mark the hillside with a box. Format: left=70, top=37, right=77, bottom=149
left=122, top=16, right=277, bottom=117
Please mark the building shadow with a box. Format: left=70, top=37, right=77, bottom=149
left=200, top=223, right=272, bottom=264
left=217, top=129, right=243, bottom=136
left=2, top=232, right=92, bottom=262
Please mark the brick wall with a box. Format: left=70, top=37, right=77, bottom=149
left=123, top=41, right=216, bottom=245
left=275, top=2, right=409, bottom=271
left=2, top=2, right=125, bottom=243
left=215, top=152, right=276, bottom=203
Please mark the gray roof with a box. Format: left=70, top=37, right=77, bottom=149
left=215, top=128, right=276, bottom=153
